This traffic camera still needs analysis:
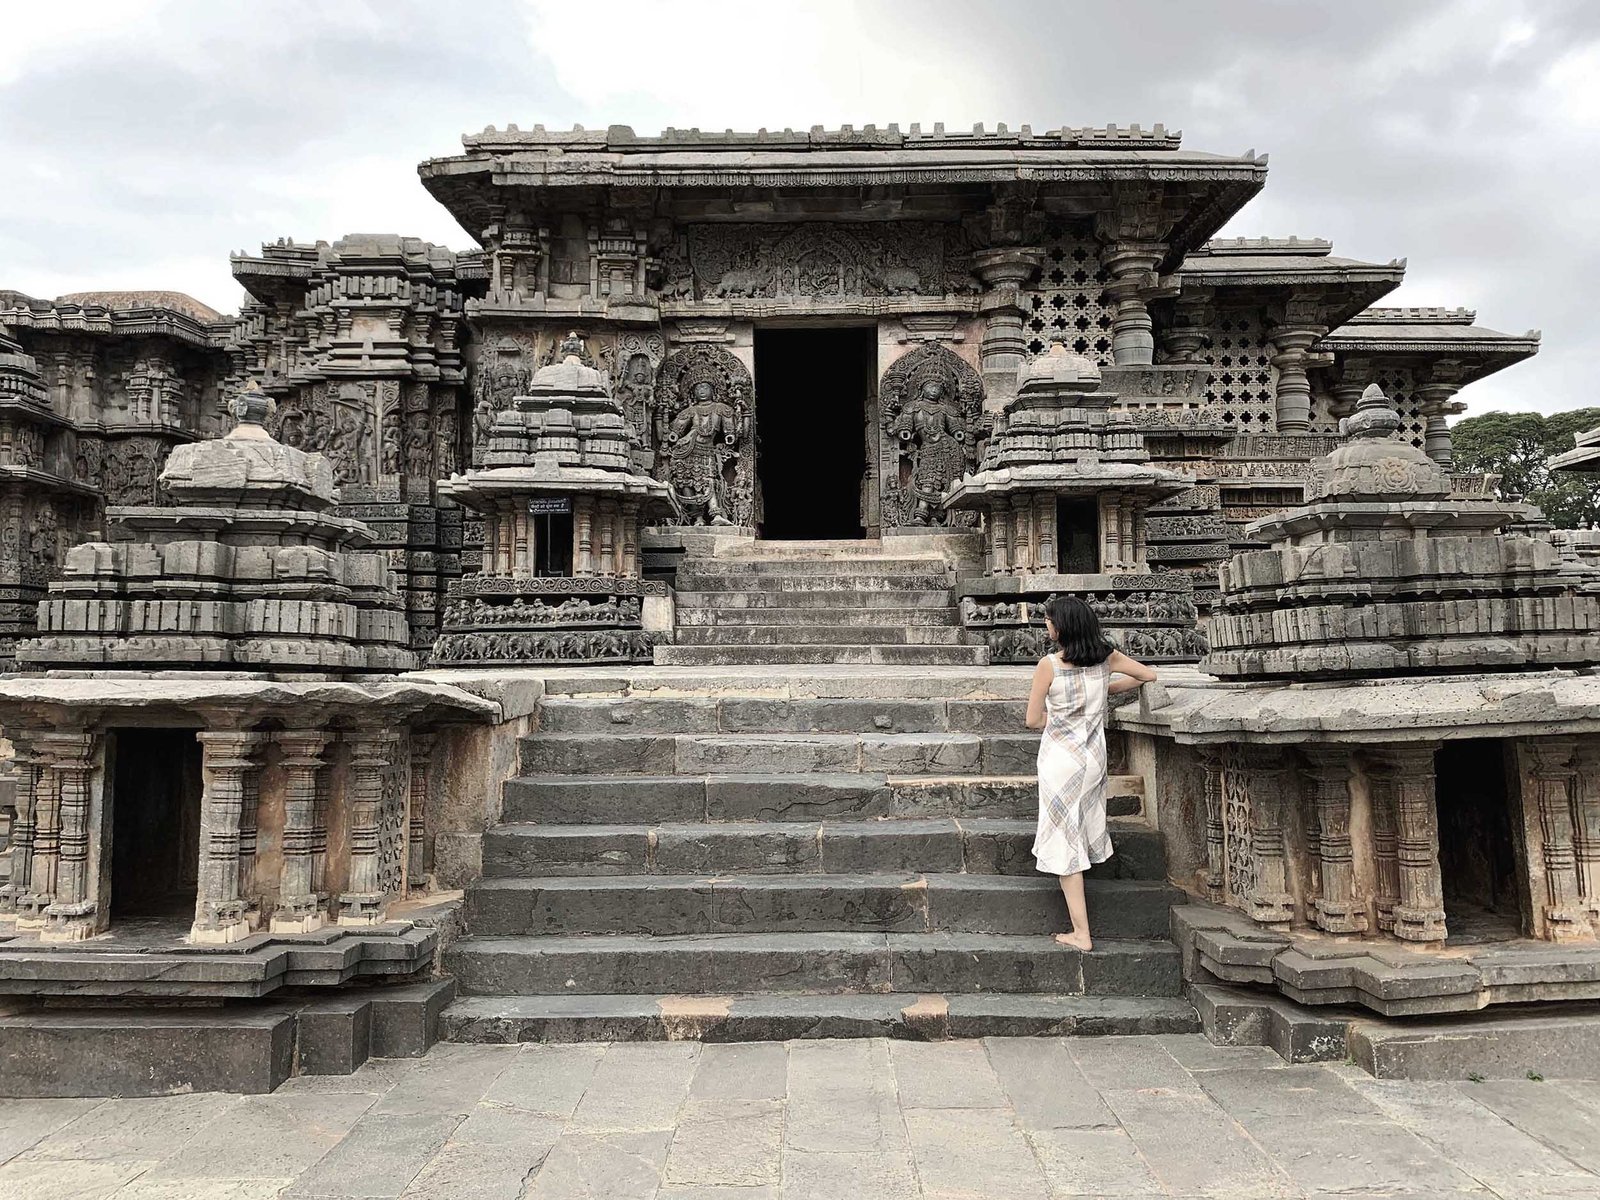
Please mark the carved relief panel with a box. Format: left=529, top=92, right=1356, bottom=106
left=878, top=343, right=984, bottom=527
left=654, top=345, right=754, bottom=527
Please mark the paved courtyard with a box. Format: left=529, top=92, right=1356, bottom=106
left=2, top=1035, right=1600, bottom=1199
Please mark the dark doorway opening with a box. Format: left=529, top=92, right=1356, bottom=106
left=754, top=328, right=874, bottom=539
left=1057, top=498, right=1100, bottom=573
left=1435, top=739, right=1523, bottom=941
left=111, top=728, right=203, bottom=921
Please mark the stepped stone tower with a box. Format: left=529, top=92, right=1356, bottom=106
left=947, top=334, right=1201, bottom=662
left=19, top=387, right=415, bottom=673
left=1205, top=383, right=1600, bottom=678
left=432, top=333, right=673, bottom=665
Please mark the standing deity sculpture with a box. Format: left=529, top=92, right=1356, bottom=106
left=889, top=378, right=969, bottom=526
left=665, top=380, right=740, bottom=526
left=879, top=342, right=984, bottom=528
left=653, top=344, right=755, bottom=528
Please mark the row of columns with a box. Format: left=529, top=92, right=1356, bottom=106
left=481, top=496, right=642, bottom=578
left=984, top=492, right=1148, bottom=576
left=1199, top=742, right=1448, bottom=944
left=0, top=722, right=434, bottom=945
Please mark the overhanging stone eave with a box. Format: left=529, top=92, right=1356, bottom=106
left=0, top=674, right=502, bottom=730
left=1184, top=268, right=1404, bottom=328
left=1154, top=669, right=1600, bottom=744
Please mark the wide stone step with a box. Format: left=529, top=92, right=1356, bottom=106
left=464, top=874, right=1182, bottom=938
left=442, top=991, right=1197, bottom=1043
left=443, top=991, right=1198, bottom=1043
left=673, top=572, right=954, bottom=592
left=656, top=642, right=990, bottom=667
left=672, top=589, right=956, bottom=610
left=679, top=557, right=952, bottom=576
left=500, top=773, right=1144, bottom=824
left=519, top=731, right=1038, bottom=776
left=445, top=931, right=1182, bottom=997
left=534, top=696, right=1026, bottom=735
left=482, top=818, right=1165, bottom=880
left=675, top=606, right=958, bottom=628
left=672, top=624, right=967, bottom=647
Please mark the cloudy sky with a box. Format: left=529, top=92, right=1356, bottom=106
left=4, top=0, right=1597, bottom=417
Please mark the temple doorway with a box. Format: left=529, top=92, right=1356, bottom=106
left=110, top=728, right=203, bottom=921
left=754, top=327, right=874, bottom=539
left=1435, top=739, right=1523, bottom=940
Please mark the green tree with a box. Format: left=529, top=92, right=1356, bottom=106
left=1452, top=407, right=1600, bottom=529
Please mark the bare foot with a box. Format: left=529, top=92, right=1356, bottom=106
left=1053, top=931, right=1093, bottom=951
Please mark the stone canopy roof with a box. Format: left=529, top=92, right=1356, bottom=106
left=1321, top=306, right=1541, bottom=381
left=1178, top=237, right=1405, bottom=330
left=419, top=122, right=1268, bottom=268
left=0, top=291, right=227, bottom=349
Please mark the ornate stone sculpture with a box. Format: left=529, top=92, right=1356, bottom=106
left=655, top=344, right=752, bottom=527
left=879, top=343, right=983, bottom=527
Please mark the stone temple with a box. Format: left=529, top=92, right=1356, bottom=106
left=1, top=122, right=1595, bottom=1095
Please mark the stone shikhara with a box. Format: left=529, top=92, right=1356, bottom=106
left=0, top=121, right=1597, bottom=1097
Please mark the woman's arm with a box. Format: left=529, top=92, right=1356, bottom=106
left=1106, top=649, right=1158, bottom=695
left=1025, top=656, right=1054, bottom=730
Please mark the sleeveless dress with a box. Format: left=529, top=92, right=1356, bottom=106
left=1033, top=656, right=1115, bottom=876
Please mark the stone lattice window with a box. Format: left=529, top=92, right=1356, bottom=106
left=1202, top=314, right=1278, bottom=432
left=1309, top=386, right=1341, bottom=434
left=1375, top=366, right=1425, bottom=449
left=1025, top=224, right=1114, bottom=362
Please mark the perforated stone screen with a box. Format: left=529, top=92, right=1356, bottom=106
left=1202, top=314, right=1277, bottom=433
left=1375, top=366, right=1426, bottom=449
left=1024, top=224, right=1114, bottom=362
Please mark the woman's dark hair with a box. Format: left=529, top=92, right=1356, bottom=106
left=1043, top=594, right=1114, bottom=666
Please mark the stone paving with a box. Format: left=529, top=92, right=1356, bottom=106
left=3, top=1036, right=1600, bottom=1199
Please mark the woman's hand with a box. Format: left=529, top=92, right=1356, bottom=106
left=1106, top=649, right=1158, bottom=695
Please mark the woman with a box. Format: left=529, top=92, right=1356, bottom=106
left=1025, top=595, right=1158, bottom=951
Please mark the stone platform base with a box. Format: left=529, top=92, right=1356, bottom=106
left=1194, top=981, right=1600, bottom=1081
left=0, top=978, right=455, bottom=1097
left=1175, top=903, right=1600, bottom=1016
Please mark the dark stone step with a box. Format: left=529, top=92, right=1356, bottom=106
left=445, top=931, right=1181, bottom=997
left=654, top=644, right=990, bottom=667
left=500, top=773, right=1142, bottom=824
left=673, top=625, right=968, bottom=647
left=534, top=696, right=1027, bottom=735
left=464, top=874, right=1182, bottom=938
left=676, top=606, right=958, bottom=627
left=482, top=818, right=1165, bottom=880
left=441, top=991, right=1199, bottom=1043
left=517, top=732, right=1037, bottom=776
left=672, top=589, right=955, bottom=610
left=0, top=978, right=454, bottom=1097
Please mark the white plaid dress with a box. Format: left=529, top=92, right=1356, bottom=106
left=1033, top=656, right=1114, bottom=876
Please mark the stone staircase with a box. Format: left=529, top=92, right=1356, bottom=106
left=441, top=672, right=1198, bottom=1043
left=655, top=544, right=988, bottom=666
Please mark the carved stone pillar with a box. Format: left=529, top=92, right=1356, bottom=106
left=0, top=738, right=39, bottom=916
left=971, top=247, right=1044, bottom=391
left=273, top=729, right=331, bottom=933
left=1414, top=381, right=1465, bottom=469
left=1238, top=746, right=1294, bottom=927
left=1102, top=244, right=1164, bottom=367
left=990, top=507, right=1012, bottom=575
left=340, top=727, right=405, bottom=925
left=1301, top=746, right=1366, bottom=934
left=1099, top=496, right=1119, bottom=574
left=1328, top=379, right=1367, bottom=425
left=1268, top=329, right=1325, bottom=434
left=1010, top=495, right=1035, bottom=573
left=192, top=730, right=265, bottom=944
left=596, top=498, right=618, bottom=577
left=16, top=736, right=63, bottom=928
left=574, top=497, right=595, bottom=576
left=40, top=731, right=100, bottom=941
left=1198, top=748, right=1225, bottom=903
left=407, top=731, right=435, bottom=890
left=1033, top=494, right=1055, bottom=575
left=1572, top=741, right=1600, bottom=929
left=1524, top=738, right=1590, bottom=940
left=1369, top=744, right=1447, bottom=943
